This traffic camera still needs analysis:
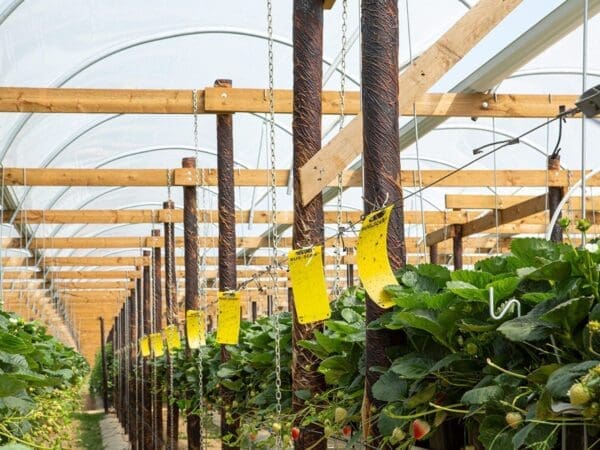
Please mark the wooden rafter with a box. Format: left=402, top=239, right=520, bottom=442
left=426, top=195, right=548, bottom=246
left=0, top=86, right=578, bottom=118
left=2, top=168, right=598, bottom=187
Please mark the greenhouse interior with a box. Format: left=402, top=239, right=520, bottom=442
left=1, top=0, right=600, bottom=449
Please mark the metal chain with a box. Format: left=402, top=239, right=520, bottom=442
left=192, top=88, right=207, bottom=450
left=165, top=171, right=176, bottom=450
left=333, top=0, right=348, bottom=297
left=150, top=221, right=159, bottom=448
left=267, top=1, right=282, bottom=445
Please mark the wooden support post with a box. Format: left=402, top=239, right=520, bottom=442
left=292, top=1, right=326, bottom=448
left=216, top=78, right=240, bottom=450
left=182, top=157, right=202, bottom=449
left=362, top=0, right=405, bottom=446
left=430, top=244, right=438, bottom=264
left=142, top=251, right=153, bottom=450
left=163, top=199, right=179, bottom=450
left=98, top=317, right=110, bottom=414
left=267, top=295, right=273, bottom=316
left=128, top=291, right=138, bottom=448
left=251, top=301, right=257, bottom=322
left=151, top=229, right=164, bottom=449
left=548, top=155, right=564, bottom=242
left=453, top=225, right=463, bottom=270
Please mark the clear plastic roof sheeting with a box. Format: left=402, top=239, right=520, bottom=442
left=0, top=0, right=598, bottom=258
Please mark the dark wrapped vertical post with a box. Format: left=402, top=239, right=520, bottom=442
left=292, top=1, right=326, bottom=448
left=182, top=156, right=202, bottom=449
left=267, top=295, right=273, bottom=316
left=163, top=200, right=179, bottom=450
left=361, top=0, right=405, bottom=446
left=120, top=307, right=127, bottom=430
left=142, top=251, right=153, bottom=449
left=251, top=301, right=257, bottom=322
left=112, top=313, right=122, bottom=425
left=136, top=276, right=144, bottom=450
left=128, top=292, right=139, bottom=448
left=216, top=78, right=240, bottom=450
left=548, top=155, right=564, bottom=243
left=430, top=244, right=438, bottom=264
left=453, top=225, right=463, bottom=270
left=151, top=229, right=164, bottom=449
left=98, top=316, right=109, bottom=414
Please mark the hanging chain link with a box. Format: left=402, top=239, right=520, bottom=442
left=333, top=0, right=348, bottom=297
left=165, top=170, right=176, bottom=450
left=267, top=1, right=282, bottom=444
left=192, top=89, right=207, bottom=450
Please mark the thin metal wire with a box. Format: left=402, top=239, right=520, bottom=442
left=581, top=0, right=589, bottom=245
left=492, top=118, right=500, bottom=255
left=413, top=104, right=427, bottom=262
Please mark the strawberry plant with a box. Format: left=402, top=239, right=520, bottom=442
left=0, top=311, right=88, bottom=448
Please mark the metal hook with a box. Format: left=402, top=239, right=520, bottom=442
left=488, top=286, right=521, bottom=320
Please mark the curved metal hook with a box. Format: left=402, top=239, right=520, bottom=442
left=488, top=286, right=521, bottom=320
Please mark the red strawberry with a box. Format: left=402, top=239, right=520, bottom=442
left=411, top=419, right=431, bottom=440
left=291, top=427, right=301, bottom=441
left=342, top=425, right=352, bottom=438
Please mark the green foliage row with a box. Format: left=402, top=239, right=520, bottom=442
left=0, top=311, right=89, bottom=449
left=119, top=236, right=600, bottom=449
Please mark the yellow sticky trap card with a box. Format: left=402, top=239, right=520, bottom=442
left=149, top=333, right=164, bottom=357
left=139, top=335, right=151, bottom=357
left=164, top=324, right=181, bottom=353
left=288, top=245, right=331, bottom=324
left=216, top=291, right=241, bottom=345
left=186, top=310, right=206, bottom=349
left=357, top=205, right=399, bottom=308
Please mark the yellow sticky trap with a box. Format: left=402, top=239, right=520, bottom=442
left=357, top=205, right=399, bottom=308
left=164, top=324, right=181, bottom=353
left=149, top=333, right=164, bottom=357
left=288, top=245, right=331, bottom=324
left=216, top=291, right=241, bottom=345
left=139, top=335, right=151, bottom=358
left=186, top=310, right=206, bottom=349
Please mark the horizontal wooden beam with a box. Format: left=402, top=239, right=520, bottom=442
left=0, top=87, right=578, bottom=117
left=1, top=235, right=517, bottom=250
left=446, top=194, right=599, bottom=211
left=47, top=270, right=141, bottom=279
left=462, top=194, right=548, bottom=237
left=54, top=281, right=136, bottom=289
left=427, top=195, right=548, bottom=246
left=4, top=168, right=600, bottom=188
left=42, top=256, right=149, bottom=267
left=3, top=209, right=480, bottom=225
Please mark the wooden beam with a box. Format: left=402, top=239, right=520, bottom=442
left=206, top=88, right=578, bottom=118
left=54, top=281, right=136, bottom=289
left=297, top=0, right=523, bottom=206
left=462, top=194, right=548, bottom=237
left=3, top=208, right=484, bottom=225
left=0, top=86, right=577, bottom=117
left=427, top=195, right=547, bottom=246
left=47, top=270, right=141, bottom=279
left=446, top=194, right=600, bottom=211
left=42, top=256, right=149, bottom=267
left=5, top=168, right=600, bottom=188
left=1, top=235, right=519, bottom=250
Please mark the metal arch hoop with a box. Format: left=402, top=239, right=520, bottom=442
left=0, top=26, right=360, bottom=164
